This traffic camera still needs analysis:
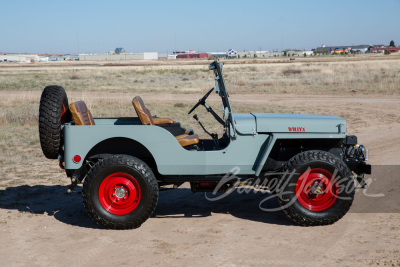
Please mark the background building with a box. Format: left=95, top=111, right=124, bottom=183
left=227, top=49, right=237, bottom=57
left=370, top=46, right=400, bottom=53
left=79, top=52, right=158, bottom=61
left=114, top=48, right=125, bottom=54
left=210, top=52, right=228, bottom=58
left=315, top=45, right=371, bottom=54
left=176, top=53, right=209, bottom=59
left=0, top=54, right=41, bottom=62
left=237, top=51, right=282, bottom=58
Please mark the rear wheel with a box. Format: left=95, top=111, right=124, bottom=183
left=39, top=85, right=72, bottom=159
left=277, top=150, right=355, bottom=226
left=82, top=155, right=158, bottom=229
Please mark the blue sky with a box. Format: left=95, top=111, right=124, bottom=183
left=1, top=0, right=399, bottom=54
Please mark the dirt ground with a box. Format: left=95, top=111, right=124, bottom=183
left=0, top=58, right=399, bottom=266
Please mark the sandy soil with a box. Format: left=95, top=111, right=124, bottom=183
left=0, top=94, right=399, bottom=267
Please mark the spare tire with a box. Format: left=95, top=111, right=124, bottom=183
left=39, top=85, right=72, bottom=159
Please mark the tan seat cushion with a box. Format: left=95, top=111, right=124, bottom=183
left=152, top=117, right=174, bottom=125
left=69, top=101, right=95, bottom=125
left=177, top=134, right=199, bottom=147
left=175, top=133, right=189, bottom=140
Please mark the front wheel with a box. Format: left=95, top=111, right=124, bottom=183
left=82, top=155, right=158, bottom=229
left=277, top=150, right=355, bottom=226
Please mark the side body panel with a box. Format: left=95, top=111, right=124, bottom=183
left=64, top=118, right=270, bottom=175
left=64, top=115, right=346, bottom=177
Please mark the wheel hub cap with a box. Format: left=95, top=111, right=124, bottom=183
left=295, top=168, right=338, bottom=211
left=115, top=186, right=127, bottom=198
left=98, top=172, right=141, bottom=215
left=310, top=183, right=324, bottom=195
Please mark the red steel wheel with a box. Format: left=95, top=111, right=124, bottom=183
left=295, top=168, right=338, bottom=212
left=98, top=172, right=142, bottom=215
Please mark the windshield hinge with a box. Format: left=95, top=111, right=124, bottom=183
left=214, top=77, right=220, bottom=94
left=338, top=124, right=345, bottom=134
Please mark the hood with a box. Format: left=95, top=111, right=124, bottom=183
left=233, top=113, right=346, bottom=134
left=252, top=113, right=346, bottom=133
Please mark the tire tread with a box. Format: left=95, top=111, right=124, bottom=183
left=38, top=85, right=71, bottom=159
left=82, top=155, right=158, bottom=230
left=278, top=150, right=354, bottom=226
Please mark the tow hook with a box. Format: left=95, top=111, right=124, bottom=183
left=356, top=174, right=368, bottom=189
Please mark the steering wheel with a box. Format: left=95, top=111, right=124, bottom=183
left=188, top=87, right=214, bottom=114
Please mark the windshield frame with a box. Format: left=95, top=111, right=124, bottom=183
left=209, top=60, right=237, bottom=138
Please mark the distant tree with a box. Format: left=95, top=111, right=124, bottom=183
left=389, top=40, right=395, bottom=47
left=283, top=51, right=287, bottom=57
left=238, top=54, right=240, bottom=59
left=254, top=53, right=257, bottom=58
left=303, top=53, right=307, bottom=57
left=243, top=54, right=247, bottom=58
left=384, top=49, right=391, bottom=55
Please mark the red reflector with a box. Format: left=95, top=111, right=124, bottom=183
left=73, top=155, right=81, bottom=163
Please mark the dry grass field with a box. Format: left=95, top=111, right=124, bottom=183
left=0, top=54, right=399, bottom=266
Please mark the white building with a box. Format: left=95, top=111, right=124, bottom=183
left=39, top=57, right=49, bottom=62
left=0, top=54, right=40, bottom=63
left=78, top=52, right=158, bottom=61
left=284, top=50, right=314, bottom=56
left=237, top=51, right=281, bottom=58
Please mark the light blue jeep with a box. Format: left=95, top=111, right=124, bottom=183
left=38, top=60, right=370, bottom=229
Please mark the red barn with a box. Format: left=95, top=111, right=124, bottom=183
left=370, top=47, right=400, bottom=53
left=177, top=53, right=209, bottom=59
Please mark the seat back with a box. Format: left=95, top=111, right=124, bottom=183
left=69, top=101, right=95, bottom=125
left=132, top=96, right=154, bottom=125
left=132, top=96, right=199, bottom=147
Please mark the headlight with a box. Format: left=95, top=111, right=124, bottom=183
left=358, top=145, right=368, bottom=161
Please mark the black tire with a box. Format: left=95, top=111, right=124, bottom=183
left=82, top=155, right=159, bottom=229
left=39, top=85, right=72, bottom=159
left=277, top=150, right=355, bottom=226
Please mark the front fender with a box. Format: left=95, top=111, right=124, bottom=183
left=253, top=133, right=347, bottom=176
